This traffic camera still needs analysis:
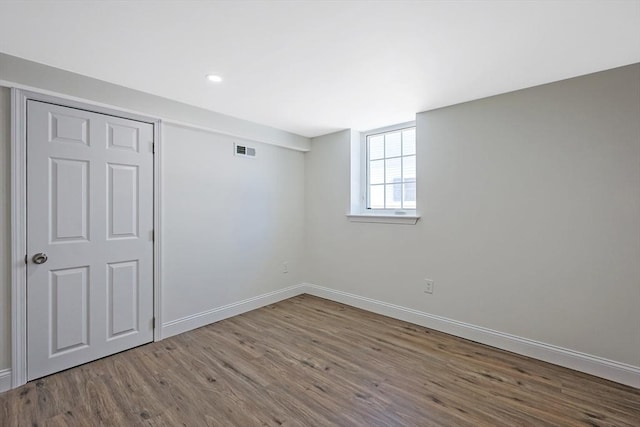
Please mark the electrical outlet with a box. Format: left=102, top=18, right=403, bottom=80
left=424, top=279, right=434, bottom=294
left=282, top=262, right=289, bottom=274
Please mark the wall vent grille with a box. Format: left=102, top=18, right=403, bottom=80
left=234, top=143, right=256, bottom=158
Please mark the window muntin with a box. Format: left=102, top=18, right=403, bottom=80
left=366, top=126, right=416, bottom=210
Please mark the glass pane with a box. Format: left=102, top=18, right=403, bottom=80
left=385, top=184, right=402, bottom=208
left=403, top=155, right=416, bottom=181
left=385, top=157, right=401, bottom=184
left=402, top=128, right=416, bottom=155
left=369, top=185, right=385, bottom=209
left=369, top=159, right=384, bottom=185
left=368, top=135, right=384, bottom=160
left=385, top=132, right=401, bottom=157
left=403, top=182, right=416, bottom=209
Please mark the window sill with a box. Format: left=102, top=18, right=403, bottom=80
left=346, top=213, right=420, bottom=225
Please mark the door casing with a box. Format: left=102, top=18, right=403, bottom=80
left=10, top=88, right=163, bottom=388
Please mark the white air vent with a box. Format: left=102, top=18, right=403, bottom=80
left=234, top=143, right=256, bottom=158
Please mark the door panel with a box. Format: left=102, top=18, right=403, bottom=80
left=50, top=158, right=90, bottom=243
left=107, top=163, right=139, bottom=239
left=50, top=266, right=90, bottom=354
left=107, top=260, right=139, bottom=339
left=27, top=100, right=154, bottom=381
left=107, top=122, right=139, bottom=152
left=50, top=112, right=90, bottom=146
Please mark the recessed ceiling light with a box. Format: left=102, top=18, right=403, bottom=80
left=206, top=74, right=222, bottom=83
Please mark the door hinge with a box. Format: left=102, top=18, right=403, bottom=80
left=152, top=229, right=155, bottom=241
left=152, top=142, right=155, bottom=154
left=24, top=254, right=28, bottom=264
left=152, top=317, right=156, bottom=328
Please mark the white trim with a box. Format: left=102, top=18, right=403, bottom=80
left=0, top=369, right=12, bottom=393
left=11, top=88, right=27, bottom=388
left=153, top=123, right=164, bottom=341
left=0, top=79, right=310, bottom=152
left=346, top=214, right=420, bottom=225
left=302, top=283, right=640, bottom=388
left=162, top=285, right=306, bottom=338
left=10, top=89, right=162, bottom=389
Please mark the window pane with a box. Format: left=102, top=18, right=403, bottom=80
left=385, top=157, right=401, bottom=183
left=369, top=184, right=385, bottom=209
left=403, top=182, right=416, bottom=209
left=365, top=125, right=416, bottom=211
left=402, top=129, right=416, bottom=155
left=368, top=135, right=384, bottom=160
left=403, top=155, right=416, bottom=181
left=369, top=159, right=384, bottom=185
left=385, top=184, right=402, bottom=208
left=385, top=132, right=401, bottom=157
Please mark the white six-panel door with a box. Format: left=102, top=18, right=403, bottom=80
left=26, top=100, right=154, bottom=380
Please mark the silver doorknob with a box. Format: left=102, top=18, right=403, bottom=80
left=32, top=253, right=48, bottom=264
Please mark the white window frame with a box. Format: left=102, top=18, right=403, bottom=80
left=347, top=121, right=419, bottom=225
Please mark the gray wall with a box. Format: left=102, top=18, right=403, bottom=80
left=305, top=64, right=640, bottom=366
left=162, top=124, right=305, bottom=324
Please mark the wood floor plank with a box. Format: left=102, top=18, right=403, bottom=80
left=1, top=294, right=638, bottom=426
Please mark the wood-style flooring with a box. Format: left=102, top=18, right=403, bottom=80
left=1, top=295, right=639, bottom=426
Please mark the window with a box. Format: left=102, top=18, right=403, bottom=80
left=366, top=125, right=416, bottom=211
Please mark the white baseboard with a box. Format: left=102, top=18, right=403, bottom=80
left=302, top=283, right=640, bottom=389
left=152, top=281, right=640, bottom=388
left=0, top=369, right=12, bottom=393
left=161, top=284, right=306, bottom=339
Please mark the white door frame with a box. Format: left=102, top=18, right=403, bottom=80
left=10, top=88, right=163, bottom=388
